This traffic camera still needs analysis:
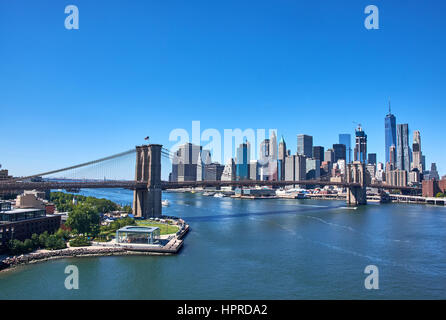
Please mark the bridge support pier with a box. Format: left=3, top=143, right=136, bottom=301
left=133, top=144, right=162, bottom=218
left=346, top=161, right=367, bottom=206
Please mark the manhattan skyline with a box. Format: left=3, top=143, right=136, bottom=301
left=1, top=0, right=445, bottom=177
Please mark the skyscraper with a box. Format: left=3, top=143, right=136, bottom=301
left=430, top=163, right=440, bottom=180
left=388, top=145, right=396, bottom=170
left=197, top=149, right=212, bottom=181
left=306, top=158, right=320, bottom=180
left=397, top=123, right=410, bottom=171
left=204, top=163, right=224, bottom=181
left=259, top=135, right=278, bottom=181
left=259, top=138, right=269, bottom=181
left=196, top=151, right=204, bottom=182
left=277, top=159, right=283, bottom=181
left=269, top=131, right=278, bottom=181
left=269, top=131, right=278, bottom=161
left=354, top=125, right=367, bottom=163
left=412, top=130, right=422, bottom=172
left=296, top=155, right=307, bottom=181
left=284, top=154, right=306, bottom=182
left=284, top=156, right=295, bottom=181
left=172, top=143, right=202, bottom=182
left=312, top=146, right=324, bottom=162
left=376, top=162, right=385, bottom=181
left=221, top=158, right=236, bottom=181
left=278, top=136, right=287, bottom=181
left=385, top=102, right=397, bottom=164
left=367, top=153, right=377, bottom=165
left=235, top=142, right=250, bottom=180
left=249, top=160, right=259, bottom=180
left=325, top=149, right=334, bottom=163
left=339, top=134, right=352, bottom=163
left=260, top=139, right=270, bottom=159
left=332, top=144, right=346, bottom=163
left=297, top=134, right=313, bottom=158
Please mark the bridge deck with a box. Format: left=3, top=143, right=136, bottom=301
left=0, top=179, right=420, bottom=192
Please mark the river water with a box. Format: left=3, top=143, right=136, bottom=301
left=1, top=189, right=445, bottom=299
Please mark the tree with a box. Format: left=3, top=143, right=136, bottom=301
left=85, top=197, right=118, bottom=213
left=45, top=234, right=66, bottom=250
left=39, top=231, right=49, bottom=247
left=69, top=236, right=91, bottom=247
left=66, top=204, right=100, bottom=237
left=8, top=239, right=25, bottom=255
left=55, top=228, right=70, bottom=241
left=23, top=239, right=34, bottom=253
left=6, top=230, right=67, bottom=255
left=31, top=233, right=40, bottom=248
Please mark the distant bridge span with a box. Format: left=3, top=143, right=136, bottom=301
left=0, top=179, right=419, bottom=192
left=0, top=144, right=422, bottom=217
left=165, top=180, right=421, bottom=192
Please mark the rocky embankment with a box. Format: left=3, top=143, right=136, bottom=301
left=1, top=222, right=190, bottom=272
left=0, top=247, right=129, bottom=271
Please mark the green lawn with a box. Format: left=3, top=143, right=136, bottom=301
left=136, top=220, right=179, bottom=235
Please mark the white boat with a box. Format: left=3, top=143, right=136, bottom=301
left=276, top=188, right=308, bottom=199
left=214, top=193, right=224, bottom=198
left=162, top=199, right=170, bottom=207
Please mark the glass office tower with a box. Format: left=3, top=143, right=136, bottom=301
left=397, top=124, right=410, bottom=171
left=236, top=142, right=250, bottom=180
left=338, top=134, right=351, bottom=163
left=312, top=146, right=325, bottom=161
left=333, top=144, right=346, bottom=163
left=297, top=134, right=313, bottom=158
left=385, top=106, right=397, bottom=164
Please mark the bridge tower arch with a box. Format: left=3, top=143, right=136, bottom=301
left=133, top=144, right=162, bottom=218
left=346, top=161, right=367, bottom=206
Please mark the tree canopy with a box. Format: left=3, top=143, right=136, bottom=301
left=65, top=204, right=101, bottom=236
left=50, top=192, right=120, bottom=213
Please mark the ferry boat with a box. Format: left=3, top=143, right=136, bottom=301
left=276, top=188, right=308, bottom=199
left=234, top=187, right=277, bottom=199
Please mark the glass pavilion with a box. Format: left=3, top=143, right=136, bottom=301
left=116, top=226, right=160, bottom=245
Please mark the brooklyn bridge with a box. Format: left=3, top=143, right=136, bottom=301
left=0, top=144, right=421, bottom=217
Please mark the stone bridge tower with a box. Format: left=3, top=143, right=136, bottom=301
left=346, top=161, right=367, bottom=206
left=133, top=144, right=162, bottom=218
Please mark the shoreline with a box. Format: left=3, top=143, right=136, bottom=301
left=0, top=246, right=173, bottom=273
left=1, top=224, right=190, bottom=273
left=196, top=190, right=445, bottom=207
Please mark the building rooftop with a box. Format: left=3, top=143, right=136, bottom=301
left=1, top=207, right=47, bottom=223
left=117, top=226, right=160, bottom=233
left=0, top=207, right=44, bottom=214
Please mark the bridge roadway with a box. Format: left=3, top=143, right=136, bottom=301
left=0, top=179, right=420, bottom=192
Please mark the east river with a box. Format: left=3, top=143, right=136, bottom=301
left=1, top=189, right=445, bottom=299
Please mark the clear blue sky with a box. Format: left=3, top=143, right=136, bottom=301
left=1, top=0, right=445, bottom=179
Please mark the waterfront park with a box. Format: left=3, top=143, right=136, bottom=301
left=0, top=191, right=186, bottom=266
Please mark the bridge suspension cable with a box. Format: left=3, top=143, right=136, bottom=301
left=161, top=147, right=175, bottom=160
left=9, top=149, right=136, bottom=182
left=161, top=151, right=174, bottom=160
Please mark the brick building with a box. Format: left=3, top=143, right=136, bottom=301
left=422, top=178, right=446, bottom=197
left=0, top=201, right=61, bottom=251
